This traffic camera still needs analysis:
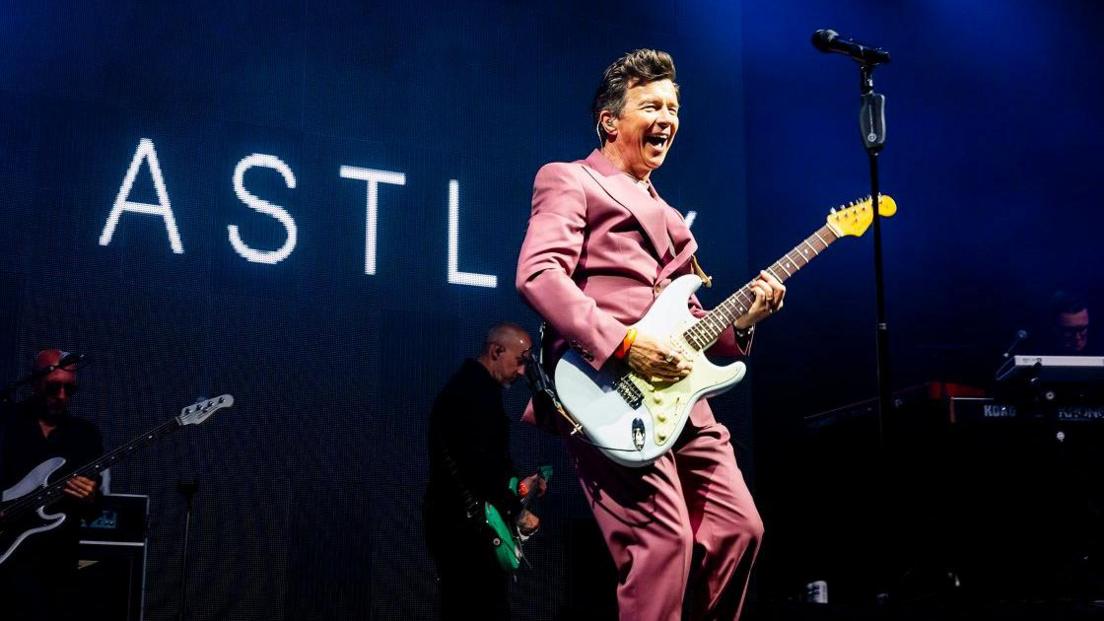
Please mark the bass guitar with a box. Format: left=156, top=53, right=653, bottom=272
left=0, top=394, right=234, bottom=565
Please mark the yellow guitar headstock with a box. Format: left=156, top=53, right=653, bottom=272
left=825, top=194, right=897, bottom=238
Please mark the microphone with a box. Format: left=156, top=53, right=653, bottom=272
left=57, top=352, right=87, bottom=368
left=32, top=352, right=88, bottom=378
left=812, top=29, right=891, bottom=65
left=1002, top=329, right=1029, bottom=359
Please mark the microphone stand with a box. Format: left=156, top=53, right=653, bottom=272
left=858, top=63, right=891, bottom=450
left=177, top=479, right=199, bottom=621
left=1, top=370, right=55, bottom=405
left=857, top=62, right=898, bottom=605
left=0, top=375, right=33, bottom=406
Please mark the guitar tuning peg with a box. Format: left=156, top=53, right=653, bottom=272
left=829, top=207, right=837, bottom=214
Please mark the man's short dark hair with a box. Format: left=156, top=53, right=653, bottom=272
left=1050, top=290, right=1088, bottom=317
left=592, top=49, right=678, bottom=141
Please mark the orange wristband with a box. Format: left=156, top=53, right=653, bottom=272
left=614, top=327, right=638, bottom=359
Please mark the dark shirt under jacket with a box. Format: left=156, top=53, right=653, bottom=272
left=0, top=400, right=104, bottom=569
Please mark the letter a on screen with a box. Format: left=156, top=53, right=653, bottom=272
left=99, top=138, right=184, bottom=254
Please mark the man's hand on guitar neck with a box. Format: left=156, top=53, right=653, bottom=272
left=627, top=333, right=692, bottom=385
left=63, top=475, right=98, bottom=503
left=519, top=472, right=548, bottom=498
left=735, top=270, right=786, bottom=330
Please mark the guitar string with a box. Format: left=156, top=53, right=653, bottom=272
left=591, top=220, right=848, bottom=455
left=6, top=399, right=232, bottom=518
left=683, top=224, right=840, bottom=350
left=0, top=417, right=181, bottom=521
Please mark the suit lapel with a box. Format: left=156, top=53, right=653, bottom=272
left=581, top=151, right=670, bottom=261
left=656, top=201, right=699, bottom=283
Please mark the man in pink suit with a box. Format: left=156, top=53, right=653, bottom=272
left=516, top=49, right=786, bottom=620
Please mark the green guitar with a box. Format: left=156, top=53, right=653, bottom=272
left=484, top=465, right=552, bottom=572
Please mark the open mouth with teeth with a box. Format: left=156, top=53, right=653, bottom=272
left=645, top=134, right=670, bottom=149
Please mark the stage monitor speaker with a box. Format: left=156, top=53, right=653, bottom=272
left=78, top=493, right=149, bottom=621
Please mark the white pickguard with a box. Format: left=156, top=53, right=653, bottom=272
left=554, top=275, right=746, bottom=467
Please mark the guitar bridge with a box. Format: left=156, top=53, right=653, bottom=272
left=614, top=376, right=644, bottom=409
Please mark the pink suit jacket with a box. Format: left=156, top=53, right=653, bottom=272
left=516, top=149, right=749, bottom=430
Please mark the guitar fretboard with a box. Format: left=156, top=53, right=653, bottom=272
left=0, top=417, right=181, bottom=522
left=683, top=224, right=840, bottom=350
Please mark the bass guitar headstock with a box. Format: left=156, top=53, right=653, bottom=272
left=177, top=394, right=234, bottom=427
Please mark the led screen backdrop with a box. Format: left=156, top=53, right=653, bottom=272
left=5, top=1, right=1103, bottom=618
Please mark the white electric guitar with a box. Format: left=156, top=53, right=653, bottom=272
left=554, top=195, right=897, bottom=467
left=0, top=394, right=234, bottom=565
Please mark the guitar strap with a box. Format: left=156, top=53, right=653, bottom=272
left=528, top=323, right=583, bottom=435
left=663, top=209, right=710, bottom=288
left=437, top=444, right=480, bottom=520
left=690, top=254, right=712, bottom=288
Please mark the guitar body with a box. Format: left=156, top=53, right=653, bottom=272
left=555, top=275, right=746, bottom=467
left=0, top=457, right=68, bottom=565
left=483, top=503, right=521, bottom=572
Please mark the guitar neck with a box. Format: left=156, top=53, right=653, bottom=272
left=5, top=417, right=182, bottom=517
left=684, top=224, right=841, bottom=350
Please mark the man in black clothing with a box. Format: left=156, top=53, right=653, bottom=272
left=0, top=349, right=103, bottom=621
left=424, top=323, right=545, bottom=620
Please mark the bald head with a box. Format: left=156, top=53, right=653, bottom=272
left=32, top=348, right=80, bottom=419
left=482, top=323, right=529, bottom=354
left=34, top=349, right=68, bottom=372
left=478, top=322, right=532, bottom=387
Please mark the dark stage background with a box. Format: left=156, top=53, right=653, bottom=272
left=1, top=1, right=1102, bottom=619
